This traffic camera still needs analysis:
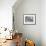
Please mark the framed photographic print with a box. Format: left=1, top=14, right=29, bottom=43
left=24, top=14, right=36, bottom=25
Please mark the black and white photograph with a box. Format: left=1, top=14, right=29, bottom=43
left=24, top=14, right=36, bottom=25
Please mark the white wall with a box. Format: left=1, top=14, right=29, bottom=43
left=41, top=0, right=46, bottom=46
left=12, top=0, right=46, bottom=46
left=0, top=0, right=16, bottom=30
left=13, top=0, right=41, bottom=46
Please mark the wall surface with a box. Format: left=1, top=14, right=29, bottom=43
left=41, top=0, right=46, bottom=46
left=13, top=0, right=41, bottom=46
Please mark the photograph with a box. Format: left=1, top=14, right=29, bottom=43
left=24, top=14, right=36, bottom=25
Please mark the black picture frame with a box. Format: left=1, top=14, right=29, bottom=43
left=23, top=14, right=36, bottom=25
